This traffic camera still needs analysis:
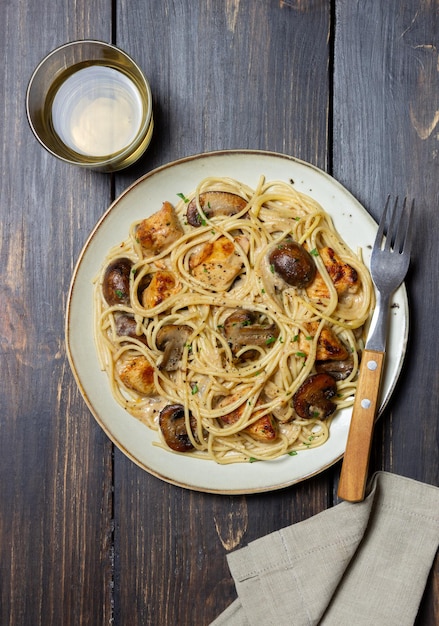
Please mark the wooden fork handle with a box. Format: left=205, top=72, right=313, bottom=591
left=337, top=349, right=385, bottom=502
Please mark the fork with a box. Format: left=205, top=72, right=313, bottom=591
left=337, top=196, right=413, bottom=502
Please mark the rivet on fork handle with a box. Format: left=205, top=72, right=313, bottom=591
left=337, top=348, right=385, bottom=502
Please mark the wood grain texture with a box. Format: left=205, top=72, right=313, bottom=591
left=334, top=1, right=438, bottom=622
left=333, top=0, right=439, bottom=486
left=0, top=0, right=437, bottom=625
left=0, top=2, right=115, bottom=625
left=113, top=1, right=332, bottom=624
left=338, top=349, right=385, bottom=502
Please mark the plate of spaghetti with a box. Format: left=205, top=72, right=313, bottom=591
left=66, top=150, right=408, bottom=493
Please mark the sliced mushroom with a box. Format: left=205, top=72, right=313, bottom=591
left=114, top=314, right=148, bottom=345
left=102, top=258, right=133, bottom=305
left=315, top=357, right=354, bottom=380
left=269, top=239, right=316, bottom=288
left=293, top=373, right=337, bottom=420
left=186, top=191, right=248, bottom=227
left=159, top=404, right=197, bottom=452
left=119, top=356, right=156, bottom=396
left=156, top=324, right=192, bottom=371
left=136, top=273, right=153, bottom=301
left=223, top=309, right=279, bottom=357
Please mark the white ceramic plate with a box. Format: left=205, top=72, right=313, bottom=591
left=66, top=150, right=408, bottom=494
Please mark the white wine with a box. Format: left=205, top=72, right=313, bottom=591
left=51, top=65, right=144, bottom=158
left=27, top=41, right=154, bottom=171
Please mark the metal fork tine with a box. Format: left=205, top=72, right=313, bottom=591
left=393, top=198, right=407, bottom=252
left=383, top=196, right=401, bottom=252
left=381, top=196, right=413, bottom=255
left=338, top=194, right=413, bottom=502
left=401, top=199, right=414, bottom=255
left=376, top=195, right=391, bottom=249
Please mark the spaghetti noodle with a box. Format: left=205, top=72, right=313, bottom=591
left=94, top=176, right=374, bottom=463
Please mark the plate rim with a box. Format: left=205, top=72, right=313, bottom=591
left=65, top=149, right=409, bottom=494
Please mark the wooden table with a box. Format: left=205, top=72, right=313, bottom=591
left=1, top=1, right=437, bottom=624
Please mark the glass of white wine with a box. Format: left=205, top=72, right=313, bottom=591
left=26, top=40, right=154, bottom=172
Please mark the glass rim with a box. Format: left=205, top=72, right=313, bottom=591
left=26, top=39, right=153, bottom=170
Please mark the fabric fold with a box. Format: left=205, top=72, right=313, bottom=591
left=211, top=472, right=439, bottom=626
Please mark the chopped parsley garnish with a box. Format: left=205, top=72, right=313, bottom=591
left=177, top=192, right=189, bottom=203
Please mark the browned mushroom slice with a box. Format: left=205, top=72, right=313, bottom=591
left=223, top=309, right=279, bottom=357
left=315, top=357, right=354, bottom=381
left=293, top=373, right=337, bottom=420
left=136, top=201, right=184, bottom=256
left=102, top=258, right=133, bottom=305
left=269, top=239, right=316, bottom=288
left=156, top=324, right=192, bottom=371
left=159, top=404, right=198, bottom=452
left=136, top=273, right=153, bottom=301
left=119, top=356, right=156, bottom=395
left=114, top=314, right=148, bottom=345
left=186, top=191, right=248, bottom=227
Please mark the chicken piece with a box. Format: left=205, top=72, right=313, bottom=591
left=189, top=235, right=249, bottom=290
left=141, top=270, right=180, bottom=308
left=306, top=246, right=359, bottom=301
left=119, top=356, right=156, bottom=395
left=218, top=395, right=277, bottom=442
left=299, top=322, right=350, bottom=361
left=136, top=202, right=184, bottom=256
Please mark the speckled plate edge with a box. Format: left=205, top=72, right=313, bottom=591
left=65, top=150, right=409, bottom=494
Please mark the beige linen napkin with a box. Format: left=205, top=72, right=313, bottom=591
left=211, top=472, right=439, bottom=626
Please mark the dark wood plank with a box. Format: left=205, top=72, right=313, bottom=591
left=115, top=0, right=331, bottom=182
left=334, top=0, right=439, bottom=484
left=113, top=2, right=332, bottom=624
left=334, top=1, right=439, bottom=623
left=0, top=2, right=115, bottom=625
left=2, top=1, right=435, bottom=625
